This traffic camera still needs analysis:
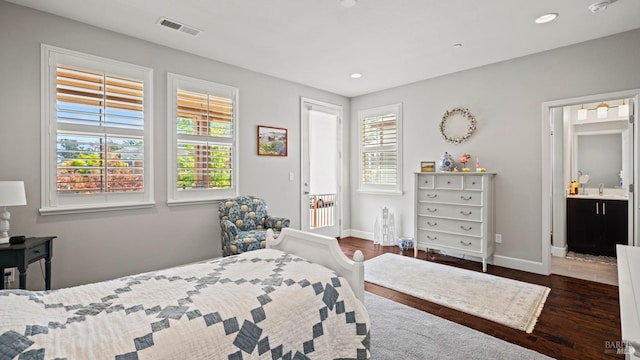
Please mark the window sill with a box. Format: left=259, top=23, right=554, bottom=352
left=39, top=202, right=155, bottom=216
left=167, top=198, right=225, bottom=207
left=356, top=189, right=403, bottom=196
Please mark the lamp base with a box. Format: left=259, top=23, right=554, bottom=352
left=0, top=236, right=9, bottom=245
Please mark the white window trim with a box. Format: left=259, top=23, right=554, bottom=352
left=40, top=44, right=155, bottom=215
left=357, top=103, right=403, bottom=195
left=166, top=73, right=239, bottom=206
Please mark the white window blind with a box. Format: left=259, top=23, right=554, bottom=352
left=168, top=74, right=238, bottom=204
left=41, top=45, right=154, bottom=214
left=358, top=103, right=402, bottom=194
left=55, top=65, right=145, bottom=194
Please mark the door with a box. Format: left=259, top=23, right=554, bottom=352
left=300, top=98, right=342, bottom=237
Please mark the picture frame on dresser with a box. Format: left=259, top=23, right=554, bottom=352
left=421, top=161, right=436, bottom=172
left=414, top=172, right=496, bottom=272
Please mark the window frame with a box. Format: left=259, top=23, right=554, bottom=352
left=40, top=44, right=154, bottom=215
left=357, top=103, right=403, bottom=195
left=167, top=73, right=239, bottom=205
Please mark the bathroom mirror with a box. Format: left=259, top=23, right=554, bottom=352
left=575, top=132, right=624, bottom=188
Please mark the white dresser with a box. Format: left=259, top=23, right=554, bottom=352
left=414, top=172, right=496, bottom=272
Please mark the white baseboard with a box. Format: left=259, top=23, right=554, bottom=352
left=493, top=255, right=548, bottom=275
left=551, top=245, right=567, bottom=257
left=347, top=229, right=374, bottom=241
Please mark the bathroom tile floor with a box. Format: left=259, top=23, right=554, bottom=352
left=551, top=254, right=618, bottom=286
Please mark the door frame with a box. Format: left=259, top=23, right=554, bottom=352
left=300, top=97, right=343, bottom=237
left=541, top=89, right=639, bottom=275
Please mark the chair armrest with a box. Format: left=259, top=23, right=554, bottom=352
left=220, top=219, right=238, bottom=242
left=266, top=216, right=290, bottom=231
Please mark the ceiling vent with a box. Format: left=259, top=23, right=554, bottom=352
left=158, top=17, right=201, bottom=36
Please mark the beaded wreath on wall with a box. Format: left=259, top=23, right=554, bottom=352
left=439, top=107, right=477, bottom=144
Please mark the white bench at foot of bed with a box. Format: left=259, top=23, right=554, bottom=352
left=267, top=228, right=365, bottom=302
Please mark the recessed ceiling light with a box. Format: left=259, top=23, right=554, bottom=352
left=535, top=13, right=558, bottom=24
left=350, top=73, right=363, bottom=79
left=588, top=1, right=611, bottom=13
left=452, top=43, right=463, bottom=48
left=340, top=0, right=357, bottom=7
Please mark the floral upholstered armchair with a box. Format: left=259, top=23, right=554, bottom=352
left=218, top=195, right=290, bottom=256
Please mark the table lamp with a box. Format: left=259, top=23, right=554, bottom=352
left=0, top=181, right=27, bottom=244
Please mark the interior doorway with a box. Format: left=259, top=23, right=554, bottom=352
left=541, top=89, right=639, bottom=280
left=300, top=98, right=342, bottom=237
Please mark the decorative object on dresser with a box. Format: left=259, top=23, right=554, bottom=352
left=420, top=161, right=435, bottom=172
left=414, top=172, right=496, bottom=272
left=0, top=181, right=27, bottom=245
left=0, top=236, right=55, bottom=290
left=365, top=253, right=550, bottom=333
left=439, top=107, right=477, bottom=144
left=438, top=152, right=456, bottom=172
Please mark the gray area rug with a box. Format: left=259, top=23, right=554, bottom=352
left=366, top=292, right=554, bottom=360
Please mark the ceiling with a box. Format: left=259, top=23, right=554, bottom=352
left=7, top=0, right=640, bottom=97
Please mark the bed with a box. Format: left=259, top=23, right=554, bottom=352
left=0, top=228, right=369, bottom=359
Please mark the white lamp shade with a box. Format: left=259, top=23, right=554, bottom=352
left=577, top=108, right=587, bottom=121
left=0, top=181, right=27, bottom=207
left=618, top=103, right=630, bottom=117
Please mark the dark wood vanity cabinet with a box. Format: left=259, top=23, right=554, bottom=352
left=566, top=198, right=628, bottom=257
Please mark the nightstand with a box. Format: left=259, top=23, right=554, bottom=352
left=0, top=236, right=56, bottom=290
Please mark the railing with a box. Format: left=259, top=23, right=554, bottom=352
left=310, top=194, right=335, bottom=229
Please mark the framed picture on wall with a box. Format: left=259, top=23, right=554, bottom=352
left=258, top=125, right=288, bottom=156
left=421, top=161, right=435, bottom=172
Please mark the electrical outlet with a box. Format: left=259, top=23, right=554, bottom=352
left=495, top=234, right=502, bottom=244
left=3, top=268, right=15, bottom=283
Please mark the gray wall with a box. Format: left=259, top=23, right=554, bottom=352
left=0, top=1, right=350, bottom=289
left=348, top=28, right=640, bottom=267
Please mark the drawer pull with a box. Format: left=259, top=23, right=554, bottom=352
left=460, top=225, right=473, bottom=231
left=460, top=241, right=473, bottom=246
left=460, top=195, right=473, bottom=201
left=460, top=210, right=472, bottom=216
left=33, top=250, right=41, bottom=254
left=427, top=194, right=438, bottom=199
left=472, top=181, right=476, bottom=185
left=427, top=235, right=438, bottom=241
left=447, top=180, right=451, bottom=184
left=424, top=180, right=429, bottom=184
left=426, top=208, right=437, bottom=213
left=427, top=221, right=438, bottom=227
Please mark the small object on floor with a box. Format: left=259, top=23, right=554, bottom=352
left=398, top=237, right=413, bottom=251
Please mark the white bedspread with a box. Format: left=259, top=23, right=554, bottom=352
left=0, top=249, right=370, bottom=359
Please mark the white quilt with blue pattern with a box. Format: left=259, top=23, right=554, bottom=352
left=0, top=249, right=370, bottom=359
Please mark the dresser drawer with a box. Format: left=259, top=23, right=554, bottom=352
left=418, top=230, right=482, bottom=253
left=416, top=174, right=435, bottom=189
left=417, top=190, right=482, bottom=206
left=417, top=202, right=482, bottom=221
left=463, top=176, right=483, bottom=190
left=435, top=175, right=462, bottom=189
left=417, top=216, right=482, bottom=237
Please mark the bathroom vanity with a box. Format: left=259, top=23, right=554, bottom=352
left=566, top=193, right=628, bottom=257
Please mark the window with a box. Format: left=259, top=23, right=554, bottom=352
left=167, top=73, right=238, bottom=204
left=41, top=45, right=154, bottom=215
left=358, top=103, right=403, bottom=194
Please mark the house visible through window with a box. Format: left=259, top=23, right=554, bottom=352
left=168, top=73, right=238, bottom=204
left=41, top=45, right=154, bottom=214
left=358, top=103, right=403, bottom=194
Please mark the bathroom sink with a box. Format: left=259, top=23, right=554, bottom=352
left=569, top=193, right=628, bottom=200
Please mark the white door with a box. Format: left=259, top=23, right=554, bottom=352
left=300, top=98, right=342, bottom=237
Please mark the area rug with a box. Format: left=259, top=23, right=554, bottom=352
left=566, top=251, right=617, bottom=265
left=366, top=292, right=554, bottom=359
left=364, top=253, right=550, bottom=333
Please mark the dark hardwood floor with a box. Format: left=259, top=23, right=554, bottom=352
left=338, top=237, right=623, bottom=360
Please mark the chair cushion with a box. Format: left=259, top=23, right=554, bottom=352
left=219, top=196, right=269, bottom=231
left=228, top=230, right=280, bottom=255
